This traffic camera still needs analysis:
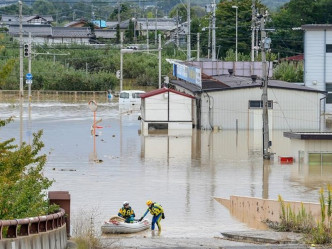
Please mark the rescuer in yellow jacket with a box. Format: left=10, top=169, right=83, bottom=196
left=139, top=200, right=165, bottom=231
left=118, top=201, right=135, bottom=223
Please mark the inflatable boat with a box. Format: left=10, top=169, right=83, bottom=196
left=101, top=216, right=150, bottom=234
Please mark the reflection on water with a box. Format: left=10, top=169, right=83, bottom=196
left=1, top=96, right=332, bottom=236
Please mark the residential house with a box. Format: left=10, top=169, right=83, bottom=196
left=8, top=24, right=93, bottom=44
left=170, top=62, right=324, bottom=130
left=1, top=14, right=53, bottom=26
left=302, top=24, right=332, bottom=113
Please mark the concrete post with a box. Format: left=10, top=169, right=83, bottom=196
left=48, top=191, right=71, bottom=237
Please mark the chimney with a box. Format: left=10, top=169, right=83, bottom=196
left=228, top=69, right=234, bottom=76
left=251, top=75, right=257, bottom=83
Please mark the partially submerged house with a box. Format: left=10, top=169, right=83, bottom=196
left=140, top=88, right=195, bottom=134
left=169, top=62, right=325, bottom=130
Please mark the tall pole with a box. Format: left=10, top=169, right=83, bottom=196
left=197, top=33, right=200, bottom=61
left=155, top=7, right=157, bottom=46
left=146, top=17, right=149, bottom=52
left=211, top=0, right=216, bottom=61
left=117, top=0, right=121, bottom=25
left=232, top=6, right=238, bottom=61
left=176, top=8, right=179, bottom=48
left=261, top=11, right=271, bottom=160
left=120, top=32, right=123, bottom=92
left=28, top=32, right=32, bottom=102
left=187, top=0, right=191, bottom=61
left=251, top=0, right=256, bottom=64
left=158, top=34, right=161, bottom=88
left=235, top=7, right=238, bottom=61
left=208, top=19, right=211, bottom=59
left=19, top=1, right=23, bottom=146
left=19, top=1, right=23, bottom=98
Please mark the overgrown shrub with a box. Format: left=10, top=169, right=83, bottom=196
left=0, top=118, right=58, bottom=220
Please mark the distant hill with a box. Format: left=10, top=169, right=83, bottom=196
left=261, top=0, right=290, bottom=11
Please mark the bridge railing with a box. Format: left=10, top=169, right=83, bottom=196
left=0, top=208, right=66, bottom=240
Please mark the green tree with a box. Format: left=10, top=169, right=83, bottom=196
left=215, top=0, right=265, bottom=59
left=267, top=0, right=332, bottom=57
left=125, top=19, right=135, bottom=43
left=0, top=120, right=57, bottom=220
left=32, top=0, right=56, bottom=15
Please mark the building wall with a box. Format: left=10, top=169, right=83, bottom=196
left=304, top=29, right=332, bottom=113
left=200, top=88, right=321, bottom=130
left=13, top=37, right=90, bottom=45
left=144, top=94, right=168, bottom=121
left=304, top=30, right=327, bottom=91
left=169, top=92, right=192, bottom=121
left=144, top=92, right=192, bottom=122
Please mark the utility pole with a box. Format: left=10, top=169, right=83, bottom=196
left=187, top=0, right=191, bottom=61
left=158, top=34, right=161, bottom=88
left=19, top=0, right=23, bottom=146
left=176, top=8, right=179, bottom=48
left=28, top=32, right=32, bottom=101
left=155, top=7, right=158, bottom=46
left=19, top=1, right=23, bottom=98
left=117, top=0, right=121, bottom=26
left=208, top=18, right=211, bottom=59
left=211, top=0, right=216, bottom=61
left=251, top=0, right=256, bottom=68
left=146, top=17, right=149, bottom=52
left=120, top=32, right=124, bottom=92
left=260, top=11, right=272, bottom=160
left=197, top=33, right=200, bottom=61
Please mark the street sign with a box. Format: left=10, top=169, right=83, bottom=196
left=88, top=100, right=98, bottom=112
left=26, top=79, right=32, bottom=84
left=26, top=73, right=33, bottom=80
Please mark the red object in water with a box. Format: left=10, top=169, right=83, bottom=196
left=279, top=156, right=293, bottom=164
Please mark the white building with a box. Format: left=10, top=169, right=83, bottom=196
left=302, top=24, right=332, bottom=113
left=171, top=74, right=324, bottom=131
left=140, top=88, right=194, bottom=134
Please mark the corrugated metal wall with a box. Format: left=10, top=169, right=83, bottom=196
left=200, top=88, right=321, bottom=130
left=304, top=30, right=326, bottom=91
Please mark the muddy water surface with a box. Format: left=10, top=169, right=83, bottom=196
left=1, top=97, right=331, bottom=239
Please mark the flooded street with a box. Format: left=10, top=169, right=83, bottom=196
left=1, top=96, right=332, bottom=242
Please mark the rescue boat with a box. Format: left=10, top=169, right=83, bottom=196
left=101, top=216, right=150, bottom=234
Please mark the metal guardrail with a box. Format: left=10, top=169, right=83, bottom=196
left=0, top=208, right=66, bottom=240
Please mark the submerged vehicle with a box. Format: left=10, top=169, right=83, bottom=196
left=119, top=90, right=145, bottom=106
left=101, top=216, right=150, bottom=234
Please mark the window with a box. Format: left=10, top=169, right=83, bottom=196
left=326, top=44, right=332, bottom=53
left=249, top=100, right=273, bottom=109
left=119, top=92, right=129, bottom=99
left=132, top=92, right=142, bottom=98
left=327, top=83, right=332, bottom=104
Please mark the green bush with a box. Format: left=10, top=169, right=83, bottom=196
left=273, top=61, right=303, bottom=82
left=0, top=118, right=58, bottom=220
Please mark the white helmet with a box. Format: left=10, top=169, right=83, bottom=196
left=123, top=201, right=129, bottom=206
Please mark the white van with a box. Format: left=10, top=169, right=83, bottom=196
left=119, top=90, right=145, bottom=106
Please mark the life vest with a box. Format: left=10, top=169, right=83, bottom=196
left=119, top=207, right=135, bottom=218
left=149, top=203, right=163, bottom=216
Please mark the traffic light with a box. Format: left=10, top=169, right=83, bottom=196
left=24, top=43, right=30, bottom=57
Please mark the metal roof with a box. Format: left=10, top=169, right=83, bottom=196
left=171, top=75, right=325, bottom=94
left=302, top=24, right=332, bottom=30
left=52, top=27, right=92, bottom=38
left=284, top=132, right=332, bottom=140
left=8, top=24, right=52, bottom=36
left=140, top=87, right=195, bottom=99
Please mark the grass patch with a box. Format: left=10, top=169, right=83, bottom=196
left=268, top=186, right=332, bottom=245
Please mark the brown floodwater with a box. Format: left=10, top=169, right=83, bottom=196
left=1, top=95, right=332, bottom=239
